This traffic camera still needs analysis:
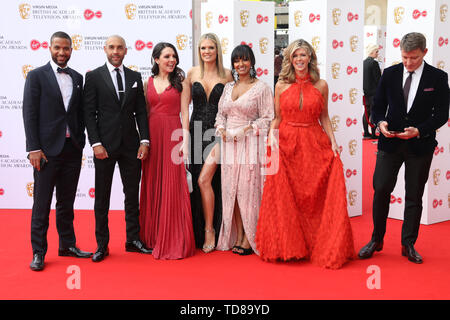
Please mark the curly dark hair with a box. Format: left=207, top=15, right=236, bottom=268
left=151, top=42, right=185, bottom=92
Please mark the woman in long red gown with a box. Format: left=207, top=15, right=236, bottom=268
left=139, top=42, right=195, bottom=260
left=255, top=39, right=355, bottom=269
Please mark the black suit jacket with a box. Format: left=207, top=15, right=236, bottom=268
left=23, top=62, right=85, bottom=156
left=372, top=61, right=449, bottom=155
left=83, top=64, right=149, bottom=153
left=363, top=56, right=381, bottom=105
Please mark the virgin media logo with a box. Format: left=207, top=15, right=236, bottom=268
left=30, top=40, right=49, bottom=51
left=432, top=199, right=443, bottom=208
left=84, top=9, right=102, bottom=20
left=332, top=40, right=344, bottom=49
left=309, top=13, right=320, bottom=22
left=135, top=40, right=153, bottom=51
left=345, top=169, right=357, bottom=178
left=390, top=195, right=402, bottom=204
left=412, top=10, right=427, bottom=19
left=0, top=130, right=2, bottom=138
left=0, top=188, right=4, bottom=196
left=240, top=41, right=253, bottom=48
left=256, top=67, right=269, bottom=77
left=446, top=170, right=450, bottom=180
left=331, top=93, right=343, bottom=102
left=257, top=14, right=269, bottom=24
left=89, top=188, right=95, bottom=198
left=346, top=118, right=357, bottom=127
left=438, top=37, right=449, bottom=47
left=393, top=38, right=401, bottom=48
left=434, top=146, right=444, bottom=155
left=347, top=12, right=359, bottom=22
left=219, top=14, right=228, bottom=24
left=347, top=66, right=358, bottom=75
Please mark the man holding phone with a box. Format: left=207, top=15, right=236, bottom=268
left=23, top=31, right=92, bottom=271
left=358, top=32, right=449, bottom=264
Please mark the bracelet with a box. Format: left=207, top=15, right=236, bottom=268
left=140, top=142, right=150, bottom=146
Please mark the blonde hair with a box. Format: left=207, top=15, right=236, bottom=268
left=198, top=33, right=226, bottom=79
left=279, top=39, right=320, bottom=84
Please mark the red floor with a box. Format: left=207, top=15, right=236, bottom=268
left=1, top=139, right=449, bottom=300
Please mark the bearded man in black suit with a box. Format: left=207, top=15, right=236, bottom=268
left=83, top=35, right=152, bottom=262
left=359, top=32, right=449, bottom=264
left=23, top=31, right=92, bottom=271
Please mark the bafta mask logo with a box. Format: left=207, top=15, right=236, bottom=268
left=331, top=115, right=340, bottom=132
left=332, top=8, right=341, bottom=25
left=294, top=10, right=303, bottom=27
left=348, top=139, right=357, bottom=156
left=221, top=37, right=229, bottom=54
left=349, top=88, right=357, bottom=104
left=259, top=37, right=269, bottom=54
left=26, top=182, right=34, bottom=197
left=176, top=34, right=188, bottom=51
left=71, top=34, right=83, bottom=51
left=125, top=3, right=137, bottom=20
left=205, top=11, right=213, bottom=28
left=19, top=3, right=31, bottom=19
left=440, top=4, right=448, bottom=22
left=311, top=36, right=320, bottom=53
left=22, top=65, right=33, bottom=79
left=349, top=35, right=358, bottom=52
left=127, top=65, right=138, bottom=72
left=437, top=60, right=445, bottom=70
left=348, top=190, right=357, bottom=206
left=394, top=7, right=405, bottom=24
left=391, top=61, right=400, bottom=66
left=433, top=169, right=441, bottom=185
left=240, top=10, right=249, bottom=27
left=448, top=193, right=450, bottom=208
left=331, top=62, right=340, bottom=79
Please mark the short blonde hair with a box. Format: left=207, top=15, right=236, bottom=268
left=278, top=39, right=320, bottom=84
left=198, top=33, right=226, bottom=79
left=365, top=43, right=379, bottom=57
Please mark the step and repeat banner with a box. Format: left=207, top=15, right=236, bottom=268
left=289, top=0, right=364, bottom=218
left=385, top=0, right=450, bottom=225
left=0, top=0, right=192, bottom=210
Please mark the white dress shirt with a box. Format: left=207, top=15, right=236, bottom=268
left=403, top=60, right=424, bottom=113
left=106, top=61, right=125, bottom=100
left=92, top=62, right=148, bottom=148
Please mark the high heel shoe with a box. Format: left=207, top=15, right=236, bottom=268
left=238, top=246, right=253, bottom=256
left=202, top=228, right=215, bottom=253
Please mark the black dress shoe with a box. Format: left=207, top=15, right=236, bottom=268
left=58, top=246, right=93, bottom=258
left=402, top=245, right=423, bottom=264
left=30, top=254, right=44, bottom=271
left=125, top=240, right=152, bottom=254
left=358, top=240, right=383, bottom=259
left=92, top=247, right=109, bottom=262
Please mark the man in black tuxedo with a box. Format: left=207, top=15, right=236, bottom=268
left=363, top=44, right=381, bottom=139
left=83, top=35, right=151, bottom=262
left=23, top=31, right=92, bottom=271
left=359, top=32, right=449, bottom=263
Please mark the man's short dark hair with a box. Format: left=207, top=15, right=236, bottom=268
left=50, top=31, right=72, bottom=47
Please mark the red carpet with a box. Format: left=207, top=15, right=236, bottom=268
left=1, top=139, right=450, bottom=300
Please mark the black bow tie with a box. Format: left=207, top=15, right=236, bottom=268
left=57, top=67, right=70, bottom=75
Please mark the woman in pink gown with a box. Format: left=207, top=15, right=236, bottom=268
left=215, top=45, right=274, bottom=255
left=139, top=42, right=195, bottom=260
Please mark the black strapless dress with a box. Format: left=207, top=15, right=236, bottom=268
left=189, top=81, right=224, bottom=248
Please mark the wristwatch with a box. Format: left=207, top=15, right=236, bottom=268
left=140, top=142, right=150, bottom=146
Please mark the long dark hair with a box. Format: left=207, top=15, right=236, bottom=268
left=230, top=44, right=257, bottom=81
left=151, top=42, right=185, bottom=92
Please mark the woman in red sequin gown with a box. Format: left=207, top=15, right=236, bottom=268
left=255, top=39, right=355, bottom=269
left=139, top=43, right=195, bottom=260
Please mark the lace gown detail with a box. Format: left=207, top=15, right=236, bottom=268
left=214, top=80, right=274, bottom=254
left=255, top=75, right=355, bottom=269
left=189, top=82, right=224, bottom=248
